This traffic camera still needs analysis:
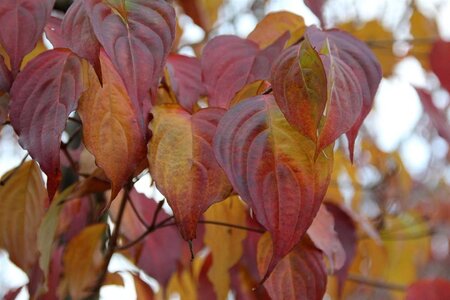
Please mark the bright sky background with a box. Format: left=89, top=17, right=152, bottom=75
left=1, top=0, right=450, bottom=298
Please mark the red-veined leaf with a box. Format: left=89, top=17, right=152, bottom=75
left=307, top=26, right=381, bottom=159
left=202, top=33, right=288, bottom=109
left=62, top=0, right=101, bottom=73
left=58, top=223, right=107, bottom=299
left=430, top=40, right=450, bottom=92
left=148, top=105, right=231, bottom=240
left=166, top=54, right=205, bottom=112
left=44, top=16, right=67, bottom=48
left=406, top=279, right=450, bottom=300
left=415, top=88, right=450, bottom=144
left=257, top=233, right=327, bottom=300
left=271, top=36, right=327, bottom=144
left=307, top=204, right=345, bottom=271
left=213, top=95, right=333, bottom=280
left=0, top=161, right=48, bottom=274
left=78, top=50, right=147, bottom=198
left=0, top=0, right=54, bottom=76
left=85, top=0, right=176, bottom=131
left=10, top=49, right=88, bottom=198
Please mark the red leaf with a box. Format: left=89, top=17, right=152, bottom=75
left=0, top=54, right=12, bottom=92
left=62, top=0, right=101, bottom=73
left=304, top=0, right=326, bottom=25
left=44, top=16, right=67, bottom=49
left=166, top=54, right=206, bottom=112
left=406, top=279, right=450, bottom=300
left=213, top=95, right=333, bottom=279
left=0, top=0, right=54, bottom=76
left=10, top=49, right=88, bottom=198
left=202, top=34, right=288, bottom=109
left=307, top=204, right=345, bottom=271
left=307, top=26, right=381, bottom=159
left=85, top=0, right=176, bottom=131
left=415, top=88, right=450, bottom=145
left=430, top=40, right=450, bottom=92
left=271, top=37, right=327, bottom=144
left=257, top=233, right=327, bottom=300
left=324, top=202, right=357, bottom=296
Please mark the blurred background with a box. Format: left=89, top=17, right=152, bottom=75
left=1, top=0, right=450, bottom=299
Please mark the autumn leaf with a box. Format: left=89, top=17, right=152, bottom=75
left=165, top=54, right=206, bottom=112
left=84, top=0, right=176, bottom=131
left=44, top=16, right=67, bottom=48
left=430, top=39, right=450, bottom=92
left=304, top=0, right=326, bottom=25
left=58, top=223, right=107, bottom=299
left=307, top=26, right=382, bottom=159
left=9, top=49, right=88, bottom=198
left=0, top=0, right=54, bottom=76
left=410, top=8, right=438, bottom=70
left=202, top=33, right=288, bottom=109
left=78, top=50, right=147, bottom=198
left=62, top=0, right=101, bottom=74
left=0, top=53, right=11, bottom=125
left=148, top=105, right=231, bottom=240
left=204, top=196, right=248, bottom=300
left=307, top=204, right=346, bottom=271
left=406, top=278, right=450, bottom=300
left=0, top=161, right=48, bottom=274
left=271, top=36, right=327, bottom=144
left=214, top=94, right=333, bottom=279
left=133, top=274, right=155, bottom=299
left=247, top=11, right=305, bottom=49
left=257, top=233, right=327, bottom=300
left=177, top=0, right=223, bottom=32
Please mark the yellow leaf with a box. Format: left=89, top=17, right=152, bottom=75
left=21, top=39, right=48, bottom=70
left=0, top=161, right=48, bottom=274
left=339, top=20, right=399, bottom=76
left=229, top=80, right=270, bottom=107
left=410, top=8, right=438, bottom=70
left=248, top=11, right=306, bottom=49
left=58, top=223, right=107, bottom=300
left=78, top=50, right=147, bottom=198
left=204, top=196, right=247, bottom=300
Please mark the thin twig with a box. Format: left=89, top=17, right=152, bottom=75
left=68, top=117, right=82, bottom=125
left=0, top=154, right=29, bottom=186
left=199, top=220, right=265, bottom=233
left=346, top=273, right=407, bottom=292
left=61, top=147, right=78, bottom=171
left=127, top=195, right=150, bottom=228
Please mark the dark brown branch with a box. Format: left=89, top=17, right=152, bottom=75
left=346, top=273, right=407, bottom=292
left=0, top=154, right=29, bottom=186
left=68, top=116, right=82, bottom=125
left=61, top=147, right=78, bottom=171
left=198, top=220, right=265, bottom=233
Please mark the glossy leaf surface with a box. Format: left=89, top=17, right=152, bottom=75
left=214, top=95, right=333, bottom=278
left=148, top=105, right=231, bottom=240
left=10, top=49, right=88, bottom=198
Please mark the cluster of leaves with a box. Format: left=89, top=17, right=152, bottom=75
left=0, top=0, right=449, bottom=299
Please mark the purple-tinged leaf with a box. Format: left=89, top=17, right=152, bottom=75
left=44, top=16, right=67, bottom=49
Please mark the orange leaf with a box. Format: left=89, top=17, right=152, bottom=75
left=0, top=161, right=48, bottom=274
left=148, top=105, right=232, bottom=240
left=58, top=223, right=107, bottom=299
left=257, top=233, right=327, bottom=300
left=78, top=50, right=147, bottom=198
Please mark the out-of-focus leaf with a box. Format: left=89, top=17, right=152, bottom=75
left=78, top=50, right=147, bottom=198
left=202, top=33, right=288, bottom=109
left=214, top=94, right=333, bottom=279
left=304, top=0, right=326, bottom=25
left=415, top=88, right=450, bottom=144
left=178, top=0, right=223, bottom=32
left=85, top=0, right=176, bottom=131
left=0, top=0, right=54, bottom=76
left=338, top=20, right=398, bottom=76
left=133, top=275, right=154, bottom=299
left=62, top=0, right=101, bottom=73
left=10, top=49, right=88, bottom=198
left=148, top=105, right=231, bottom=240
left=0, top=161, right=48, bottom=274
left=406, top=279, right=450, bottom=300
left=166, top=54, right=205, bottom=112
left=307, top=204, right=345, bottom=271
left=58, top=223, right=107, bottom=299
left=307, top=26, right=382, bottom=159
left=430, top=39, right=450, bottom=92
left=257, top=233, right=327, bottom=300
left=247, top=11, right=305, bottom=49
left=104, top=272, right=124, bottom=287
left=44, top=16, right=67, bottom=48
left=271, top=37, right=327, bottom=144
left=410, top=8, right=438, bottom=70
left=204, top=196, right=247, bottom=300
left=325, top=202, right=357, bottom=297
